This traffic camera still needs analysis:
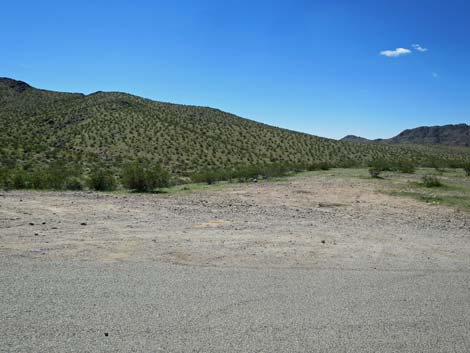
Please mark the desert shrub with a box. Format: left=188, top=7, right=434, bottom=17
left=233, top=165, right=261, bottom=182
left=368, top=159, right=388, bottom=178
left=12, top=169, right=28, bottom=189
left=65, top=177, right=84, bottom=191
left=0, top=169, right=10, bottom=189
left=368, top=166, right=382, bottom=178
left=421, top=175, right=443, bottom=188
left=447, top=160, right=464, bottom=169
left=428, top=158, right=446, bottom=172
left=307, top=162, right=331, bottom=171
left=318, top=162, right=332, bottom=170
left=44, top=163, right=69, bottom=190
left=336, top=159, right=359, bottom=168
left=191, top=169, right=231, bottom=184
left=463, top=163, right=470, bottom=177
left=259, top=163, right=290, bottom=178
left=121, top=162, right=170, bottom=192
left=232, top=163, right=291, bottom=182
left=87, top=169, right=116, bottom=191
left=395, top=160, right=416, bottom=174
left=29, top=169, right=48, bottom=189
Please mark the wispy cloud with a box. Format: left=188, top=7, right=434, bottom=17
left=380, top=48, right=412, bottom=58
left=412, top=44, right=428, bottom=52
left=432, top=72, right=439, bottom=79
left=380, top=44, right=429, bottom=58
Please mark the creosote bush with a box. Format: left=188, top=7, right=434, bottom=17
left=368, top=159, right=387, bottom=178
left=87, top=169, right=116, bottom=191
left=121, top=162, right=170, bottom=192
left=463, top=163, right=470, bottom=177
left=396, top=160, right=416, bottom=174
left=421, top=175, right=443, bottom=188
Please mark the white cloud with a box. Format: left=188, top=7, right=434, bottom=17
left=412, top=44, right=428, bottom=52
left=380, top=48, right=412, bottom=57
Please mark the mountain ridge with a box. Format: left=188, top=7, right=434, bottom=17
left=341, top=124, right=470, bottom=147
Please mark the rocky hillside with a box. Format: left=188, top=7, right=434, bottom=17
left=1, top=78, right=468, bottom=173
left=341, top=124, right=470, bottom=147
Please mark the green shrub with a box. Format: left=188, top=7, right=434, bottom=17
left=428, top=158, right=446, bottom=172
left=0, top=169, right=9, bottom=189
left=306, top=162, right=331, bottom=171
left=121, top=162, right=170, bottom=192
left=11, top=169, right=30, bottom=189
left=396, top=160, right=416, bottom=174
left=463, top=163, right=470, bottom=177
left=65, top=177, right=84, bottom=191
left=421, top=175, right=443, bottom=188
left=447, top=160, right=464, bottom=169
left=191, top=169, right=230, bottom=184
left=368, top=159, right=388, bottom=178
left=87, top=169, right=116, bottom=191
left=336, top=159, right=359, bottom=168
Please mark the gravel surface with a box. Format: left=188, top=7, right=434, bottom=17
left=1, top=173, right=470, bottom=352
left=1, top=174, right=469, bottom=269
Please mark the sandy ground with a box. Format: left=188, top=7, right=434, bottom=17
left=1, top=173, right=469, bottom=270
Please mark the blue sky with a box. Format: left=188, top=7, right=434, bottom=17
left=2, top=0, right=470, bottom=139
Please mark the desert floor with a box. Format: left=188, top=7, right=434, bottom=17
left=1, top=170, right=470, bottom=352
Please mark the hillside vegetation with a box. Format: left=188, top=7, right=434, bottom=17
left=1, top=77, right=469, bottom=190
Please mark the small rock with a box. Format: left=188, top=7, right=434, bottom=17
left=29, top=222, right=35, bottom=226
left=104, top=333, right=109, bottom=337
left=34, top=233, right=39, bottom=236
left=80, top=222, right=87, bottom=226
left=321, top=240, right=326, bottom=244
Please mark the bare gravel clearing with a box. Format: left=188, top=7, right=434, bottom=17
left=1, top=173, right=469, bottom=270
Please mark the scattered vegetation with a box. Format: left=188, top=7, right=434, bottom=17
left=2, top=79, right=469, bottom=176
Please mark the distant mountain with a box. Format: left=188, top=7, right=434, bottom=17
left=389, top=124, right=470, bottom=146
left=341, top=124, right=470, bottom=147
left=340, top=135, right=373, bottom=144
left=1, top=77, right=469, bottom=173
